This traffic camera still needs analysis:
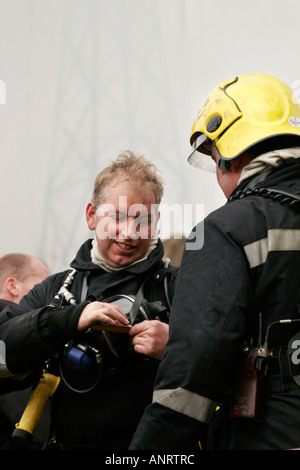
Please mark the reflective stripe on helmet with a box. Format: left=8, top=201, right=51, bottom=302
left=244, top=229, right=300, bottom=268
left=153, top=387, right=217, bottom=423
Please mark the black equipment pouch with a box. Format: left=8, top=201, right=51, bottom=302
left=230, top=313, right=268, bottom=422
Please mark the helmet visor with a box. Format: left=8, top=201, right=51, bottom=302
left=188, top=134, right=216, bottom=173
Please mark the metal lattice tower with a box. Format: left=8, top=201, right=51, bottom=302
left=39, top=0, right=189, bottom=272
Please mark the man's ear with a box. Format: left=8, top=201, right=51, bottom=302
left=230, top=152, right=255, bottom=174
left=228, top=158, right=241, bottom=174
left=86, top=202, right=96, bottom=230
left=5, top=277, right=18, bottom=298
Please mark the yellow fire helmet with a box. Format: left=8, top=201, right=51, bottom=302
left=188, top=73, right=300, bottom=171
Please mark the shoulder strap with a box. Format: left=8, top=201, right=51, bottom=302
left=146, top=258, right=179, bottom=310
left=49, top=269, right=77, bottom=307
left=50, top=258, right=178, bottom=317
left=129, top=258, right=178, bottom=324
left=50, top=269, right=90, bottom=307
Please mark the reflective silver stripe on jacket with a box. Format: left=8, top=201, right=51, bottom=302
left=0, top=365, right=14, bottom=377
left=0, top=340, right=22, bottom=378
left=153, top=388, right=217, bottom=424
left=244, top=229, right=300, bottom=269
left=0, top=340, right=11, bottom=377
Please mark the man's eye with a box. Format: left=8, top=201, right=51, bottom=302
left=106, top=213, right=117, bottom=221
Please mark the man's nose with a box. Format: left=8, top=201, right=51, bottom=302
left=119, top=217, right=138, bottom=240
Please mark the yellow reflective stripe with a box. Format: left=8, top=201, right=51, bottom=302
left=153, top=388, right=217, bottom=424
left=244, top=229, right=300, bottom=268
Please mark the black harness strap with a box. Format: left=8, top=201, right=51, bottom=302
left=229, top=185, right=300, bottom=211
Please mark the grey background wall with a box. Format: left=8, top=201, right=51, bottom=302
left=0, top=0, right=299, bottom=272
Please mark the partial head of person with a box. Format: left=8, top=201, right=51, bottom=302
left=86, top=150, right=164, bottom=269
left=188, top=73, right=300, bottom=198
left=0, top=253, right=50, bottom=304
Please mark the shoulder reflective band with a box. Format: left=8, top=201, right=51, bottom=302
left=244, top=229, right=300, bottom=269
left=153, top=388, right=217, bottom=424
left=0, top=340, right=11, bottom=377
left=0, top=341, right=30, bottom=379
left=0, top=364, right=13, bottom=377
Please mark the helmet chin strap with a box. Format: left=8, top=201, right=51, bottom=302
left=218, top=159, right=231, bottom=170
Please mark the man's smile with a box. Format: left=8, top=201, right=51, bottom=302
left=115, top=241, right=136, bottom=251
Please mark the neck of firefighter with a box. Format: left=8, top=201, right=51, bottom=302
left=211, top=144, right=253, bottom=199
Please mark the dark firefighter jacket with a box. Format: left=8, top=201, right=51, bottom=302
left=130, top=158, right=300, bottom=451
left=0, top=238, right=178, bottom=449
left=0, top=299, right=51, bottom=449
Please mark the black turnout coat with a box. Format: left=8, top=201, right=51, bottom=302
left=130, top=158, right=300, bottom=451
left=0, top=238, right=177, bottom=449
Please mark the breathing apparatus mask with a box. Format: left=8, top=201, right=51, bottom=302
left=60, top=295, right=147, bottom=393
left=59, top=271, right=169, bottom=394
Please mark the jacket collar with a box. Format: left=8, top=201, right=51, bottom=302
left=70, top=237, right=165, bottom=275
left=231, top=157, right=300, bottom=197
left=238, top=147, right=300, bottom=186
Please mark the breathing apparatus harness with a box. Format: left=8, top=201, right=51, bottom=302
left=55, top=259, right=176, bottom=394
left=228, top=185, right=300, bottom=208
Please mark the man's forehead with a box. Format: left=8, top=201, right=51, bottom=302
left=105, top=178, right=155, bottom=202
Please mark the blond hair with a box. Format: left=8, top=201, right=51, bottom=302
left=92, top=150, right=164, bottom=208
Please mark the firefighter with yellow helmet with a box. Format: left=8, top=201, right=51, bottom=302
left=130, top=73, right=300, bottom=450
